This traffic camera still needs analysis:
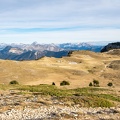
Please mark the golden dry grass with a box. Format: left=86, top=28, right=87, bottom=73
left=0, top=50, right=120, bottom=89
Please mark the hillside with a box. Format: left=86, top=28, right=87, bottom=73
left=101, top=42, right=120, bottom=52
left=0, top=50, right=120, bottom=88
left=0, top=50, right=120, bottom=119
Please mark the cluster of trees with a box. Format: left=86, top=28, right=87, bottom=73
left=89, top=79, right=99, bottom=87
left=89, top=79, right=113, bottom=87
left=52, top=80, right=70, bottom=86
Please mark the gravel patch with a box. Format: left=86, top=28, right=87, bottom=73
left=0, top=105, right=120, bottom=120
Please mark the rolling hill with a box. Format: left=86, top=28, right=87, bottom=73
left=0, top=50, right=120, bottom=89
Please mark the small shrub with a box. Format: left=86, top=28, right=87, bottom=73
left=93, top=79, right=99, bottom=87
left=67, top=51, right=73, bottom=57
left=9, top=80, right=19, bottom=85
left=107, top=82, right=113, bottom=87
left=52, top=82, right=55, bottom=85
left=89, top=82, right=93, bottom=87
left=60, top=81, right=70, bottom=86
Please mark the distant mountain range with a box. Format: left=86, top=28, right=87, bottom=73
left=0, top=41, right=115, bottom=61
left=0, top=42, right=61, bottom=52
left=0, top=46, right=68, bottom=61
left=0, top=42, right=104, bottom=51
left=58, top=43, right=103, bottom=52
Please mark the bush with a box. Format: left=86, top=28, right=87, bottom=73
left=67, top=51, right=73, bottom=57
left=89, top=82, right=93, bottom=86
left=60, top=80, right=70, bottom=86
left=9, top=80, right=19, bottom=85
left=93, top=79, right=99, bottom=87
left=107, top=82, right=113, bottom=87
left=52, top=82, right=55, bottom=85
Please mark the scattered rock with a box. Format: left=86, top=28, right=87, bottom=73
left=0, top=92, right=120, bottom=120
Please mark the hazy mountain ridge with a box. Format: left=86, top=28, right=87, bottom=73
left=0, top=42, right=104, bottom=51
left=0, top=42, right=67, bottom=60
left=0, top=46, right=69, bottom=60
left=0, top=41, right=116, bottom=60
left=59, top=42, right=103, bottom=52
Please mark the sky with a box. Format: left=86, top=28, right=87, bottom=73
left=0, top=0, right=120, bottom=44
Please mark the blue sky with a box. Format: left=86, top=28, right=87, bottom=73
left=0, top=0, right=120, bottom=44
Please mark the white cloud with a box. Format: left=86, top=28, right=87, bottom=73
left=0, top=29, right=120, bottom=44
left=0, top=0, right=120, bottom=43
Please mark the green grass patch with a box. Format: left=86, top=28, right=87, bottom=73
left=0, top=84, right=119, bottom=107
left=0, top=84, right=19, bottom=90
left=74, top=87, right=109, bottom=95
left=18, top=84, right=72, bottom=97
left=98, top=94, right=120, bottom=102
left=18, top=85, right=118, bottom=107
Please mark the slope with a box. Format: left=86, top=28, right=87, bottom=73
left=0, top=50, right=120, bottom=89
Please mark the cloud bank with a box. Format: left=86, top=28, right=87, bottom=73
left=0, top=0, right=120, bottom=43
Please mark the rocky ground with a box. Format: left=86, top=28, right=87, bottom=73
left=0, top=91, right=120, bottom=120
left=0, top=105, right=120, bottom=120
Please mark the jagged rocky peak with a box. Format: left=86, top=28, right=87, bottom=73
left=101, top=42, right=120, bottom=52
left=31, top=41, right=38, bottom=46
